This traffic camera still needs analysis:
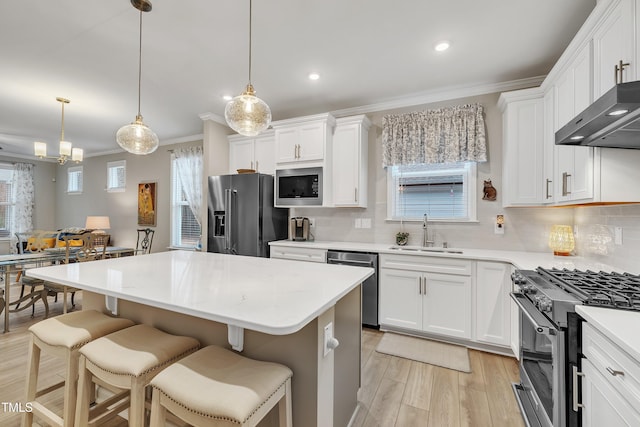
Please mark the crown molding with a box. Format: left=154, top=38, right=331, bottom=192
left=329, top=75, right=546, bottom=118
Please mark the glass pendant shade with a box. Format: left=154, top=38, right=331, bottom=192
left=548, top=224, right=575, bottom=256
left=116, top=115, right=159, bottom=155
left=225, top=84, right=272, bottom=136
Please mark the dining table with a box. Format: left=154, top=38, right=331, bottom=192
left=1, top=246, right=134, bottom=333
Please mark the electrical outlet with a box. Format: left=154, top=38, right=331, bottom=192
left=495, top=214, right=505, bottom=235
left=361, top=218, right=372, bottom=229
left=308, top=217, right=315, bottom=228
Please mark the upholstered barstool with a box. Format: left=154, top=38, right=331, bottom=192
left=22, top=310, right=135, bottom=427
left=75, top=324, right=200, bottom=427
left=149, top=345, right=293, bottom=427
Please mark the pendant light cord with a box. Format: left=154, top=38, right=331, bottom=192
left=137, top=8, right=143, bottom=117
left=248, top=0, right=252, bottom=85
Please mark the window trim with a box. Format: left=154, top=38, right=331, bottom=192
left=386, top=162, right=478, bottom=223
left=106, top=160, right=126, bottom=193
left=170, top=154, right=201, bottom=249
left=67, top=165, right=83, bottom=194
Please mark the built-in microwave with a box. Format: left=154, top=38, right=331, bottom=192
left=275, top=167, right=323, bottom=206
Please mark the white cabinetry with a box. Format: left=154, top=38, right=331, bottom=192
left=270, top=246, right=327, bottom=263
left=592, top=0, right=635, bottom=97
left=379, top=254, right=471, bottom=339
left=273, top=113, right=335, bottom=167
left=228, top=132, right=276, bottom=175
left=332, top=115, right=371, bottom=208
left=543, top=89, right=556, bottom=203
left=554, top=43, right=594, bottom=203
left=475, top=262, right=512, bottom=347
left=499, top=89, right=546, bottom=206
left=580, top=322, right=640, bottom=426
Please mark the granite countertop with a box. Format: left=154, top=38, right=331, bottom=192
left=269, top=240, right=627, bottom=273
left=26, top=250, right=373, bottom=335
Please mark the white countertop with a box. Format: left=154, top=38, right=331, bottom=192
left=576, top=305, right=640, bottom=362
left=26, top=250, right=374, bottom=335
left=269, top=240, right=627, bottom=272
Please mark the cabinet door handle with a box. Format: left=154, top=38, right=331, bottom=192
left=354, top=188, right=358, bottom=202
left=250, top=160, right=254, bottom=169
left=418, top=277, right=422, bottom=295
left=255, top=160, right=259, bottom=171
left=562, top=172, right=572, bottom=196
left=572, top=365, right=585, bottom=411
left=423, top=277, right=427, bottom=295
left=606, top=366, right=625, bottom=376
left=546, top=179, right=552, bottom=199
left=615, top=60, right=630, bottom=84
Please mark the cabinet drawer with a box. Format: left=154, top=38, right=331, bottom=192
left=582, top=322, right=640, bottom=407
left=379, top=254, right=471, bottom=276
left=270, top=246, right=327, bottom=263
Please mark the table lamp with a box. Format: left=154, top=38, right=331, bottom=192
left=85, top=216, right=111, bottom=234
left=548, top=225, right=575, bottom=256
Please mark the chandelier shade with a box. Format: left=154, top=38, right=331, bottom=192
left=34, top=97, right=83, bottom=165
left=225, top=0, right=271, bottom=136
left=116, top=0, right=158, bottom=155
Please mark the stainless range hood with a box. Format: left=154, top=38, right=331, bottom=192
left=556, top=80, right=640, bottom=149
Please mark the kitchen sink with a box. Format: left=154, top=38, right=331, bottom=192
left=388, top=245, right=463, bottom=254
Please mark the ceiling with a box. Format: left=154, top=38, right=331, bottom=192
left=0, top=0, right=596, bottom=159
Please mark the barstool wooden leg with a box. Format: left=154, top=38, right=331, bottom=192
left=149, top=391, right=165, bottom=427
left=129, top=379, right=146, bottom=427
left=278, top=378, right=293, bottom=427
left=63, top=350, right=79, bottom=427
left=22, top=337, right=41, bottom=427
left=74, top=356, right=91, bottom=427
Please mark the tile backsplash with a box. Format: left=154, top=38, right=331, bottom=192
left=574, top=204, right=640, bottom=272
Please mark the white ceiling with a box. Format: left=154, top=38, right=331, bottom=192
left=0, top=0, right=596, bottom=159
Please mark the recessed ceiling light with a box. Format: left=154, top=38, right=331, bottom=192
left=222, top=95, right=233, bottom=101
left=308, top=73, right=320, bottom=81
left=434, top=41, right=450, bottom=52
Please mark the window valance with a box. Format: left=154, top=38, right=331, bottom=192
left=382, top=103, right=487, bottom=167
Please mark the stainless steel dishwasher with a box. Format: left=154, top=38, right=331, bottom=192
left=327, top=250, right=378, bottom=328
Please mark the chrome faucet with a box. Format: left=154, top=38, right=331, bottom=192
left=422, top=214, right=434, bottom=247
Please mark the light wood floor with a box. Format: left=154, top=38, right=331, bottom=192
left=353, top=329, right=525, bottom=427
left=0, top=293, right=525, bottom=427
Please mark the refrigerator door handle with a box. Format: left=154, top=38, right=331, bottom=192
left=224, top=189, right=232, bottom=253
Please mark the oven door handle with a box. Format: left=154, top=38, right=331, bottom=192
left=510, top=292, right=557, bottom=336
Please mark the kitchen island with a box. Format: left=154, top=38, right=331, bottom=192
left=27, top=250, right=374, bottom=427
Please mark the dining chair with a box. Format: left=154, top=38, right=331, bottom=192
left=136, top=228, right=155, bottom=255
left=14, top=230, right=57, bottom=315
left=41, top=234, right=104, bottom=314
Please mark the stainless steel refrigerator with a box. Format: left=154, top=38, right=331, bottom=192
left=207, top=173, right=288, bottom=257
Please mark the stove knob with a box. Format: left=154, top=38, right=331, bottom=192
left=511, top=272, right=528, bottom=286
left=522, top=284, right=537, bottom=294
left=535, top=296, right=552, bottom=312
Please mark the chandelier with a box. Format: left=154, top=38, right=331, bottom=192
left=224, top=0, right=272, bottom=136
left=34, top=97, right=83, bottom=165
left=116, top=0, right=159, bottom=155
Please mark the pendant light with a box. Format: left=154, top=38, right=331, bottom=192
left=116, top=0, right=159, bottom=155
left=224, top=0, right=272, bottom=136
left=34, top=97, right=83, bottom=165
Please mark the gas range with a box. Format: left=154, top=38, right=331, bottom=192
left=511, top=267, right=640, bottom=427
left=511, top=267, right=640, bottom=328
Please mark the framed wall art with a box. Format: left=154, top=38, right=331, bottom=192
left=137, top=182, right=157, bottom=226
